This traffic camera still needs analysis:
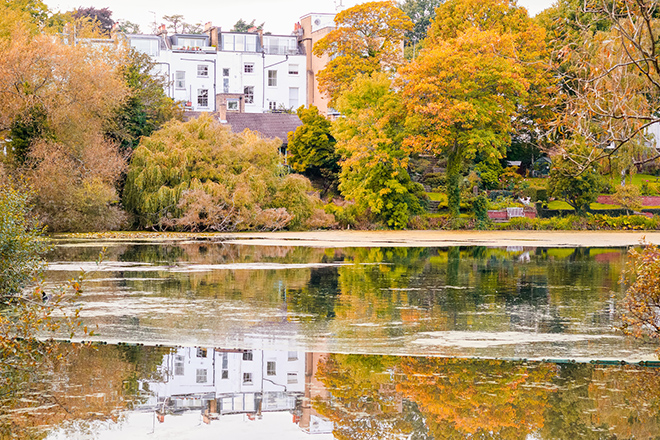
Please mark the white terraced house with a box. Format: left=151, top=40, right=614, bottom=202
left=127, top=25, right=307, bottom=115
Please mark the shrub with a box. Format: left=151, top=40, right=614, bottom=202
left=124, top=115, right=332, bottom=231
left=593, top=214, right=659, bottom=230
left=407, top=215, right=430, bottom=230
left=421, top=172, right=445, bottom=189
left=27, top=138, right=127, bottom=232
left=0, top=179, right=49, bottom=300
left=613, top=184, right=642, bottom=215
left=535, top=188, right=548, bottom=202
left=548, top=167, right=602, bottom=215
left=474, top=160, right=502, bottom=190
left=499, top=166, right=523, bottom=190
left=620, top=243, right=660, bottom=339
left=471, top=194, right=490, bottom=229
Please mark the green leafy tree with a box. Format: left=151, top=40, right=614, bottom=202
left=613, top=184, right=642, bottom=215
left=231, top=18, right=264, bottom=32
left=547, top=143, right=603, bottom=215
left=7, top=104, right=51, bottom=165
left=314, top=354, right=417, bottom=439
left=333, top=72, right=425, bottom=229
left=107, top=48, right=182, bottom=152
left=398, top=0, right=441, bottom=57
left=401, top=0, right=549, bottom=217
left=0, top=179, right=48, bottom=300
left=123, top=114, right=330, bottom=231
left=287, top=105, right=339, bottom=195
left=161, top=14, right=202, bottom=34
left=313, top=1, right=412, bottom=104
left=116, top=19, right=141, bottom=34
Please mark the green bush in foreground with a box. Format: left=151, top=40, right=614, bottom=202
left=0, top=179, right=49, bottom=300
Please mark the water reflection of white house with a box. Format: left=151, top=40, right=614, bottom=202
left=146, top=347, right=306, bottom=418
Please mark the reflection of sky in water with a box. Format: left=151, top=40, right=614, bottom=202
left=42, top=240, right=659, bottom=362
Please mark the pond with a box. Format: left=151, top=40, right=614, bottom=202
left=3, top=238, right=659, bottom=438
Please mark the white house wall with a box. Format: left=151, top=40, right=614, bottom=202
left=132, top=34, right=307, bottom=114
left=167, top=52, right=217, bottom=112
left=148, top=347, right=306, bottom=399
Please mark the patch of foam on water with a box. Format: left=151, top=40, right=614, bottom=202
left=412, top=331, right=620, bottom=348
left=47, top=262, right=162, bottom=272
left=85, top=277, right=169, bottom=283
left=47, top=261, right=353, bottom=273
left=168, top=262, right=350, bottom=272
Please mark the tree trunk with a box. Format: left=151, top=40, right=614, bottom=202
left=447, top=149, right=461, bottom=218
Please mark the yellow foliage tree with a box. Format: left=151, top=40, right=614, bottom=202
left=0, top=25, right=128, bottom=231
left=401, top=0, right=549, bottom=217
left=312, top=1, right=412, bottom=104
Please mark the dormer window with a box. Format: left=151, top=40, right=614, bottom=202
left=177, top=37, right=205, bottom=48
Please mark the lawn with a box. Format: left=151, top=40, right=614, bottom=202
left=426, top=171, right=660, bottom=212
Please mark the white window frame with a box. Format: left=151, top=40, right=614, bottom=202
left=174, top=355, right=184, bottom=376
left=266, top=361, right=276, bottom=376
left=197, top=64, right=209, bottom=77
left=227, top=99, right=239, bottom=111
left=244, top=86, right=254, bottom=104
left=268, top=101, right=278, bottom=111
left=243, top=372, right=253, bottom=384
left=244, top=63, right=254, bottom=74
left=288, top=64, right=299, bottom=75
left=268, top=70, right=277, bottom=87
left=287, top=372, right=298, bottom=384
left=197, top=89, right=209, bottom=108
left=196, top=368, right=207, bottom=383
left=243, top=351, right=253, bottom=361
left=175, top=71, right=185, bottom=90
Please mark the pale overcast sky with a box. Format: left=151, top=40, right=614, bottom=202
left=44, top=0, right=557, bottom=36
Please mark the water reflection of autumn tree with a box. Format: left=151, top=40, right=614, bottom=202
left=396, top=358, right=556, bottom=439
left=141, top=244, right=328, bottom=299
left=334, top=248, right=430, bottom=331
left=314, top=353, right=424, bottom=440
left=0, top=343, right=167, bottom=438
left=51, top=242, right=331, bottom=302
left=541, top=364, right=660, bottom=439
left=287, top=267, right=340, bottom=319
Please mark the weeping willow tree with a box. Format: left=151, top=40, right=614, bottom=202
left=123, top=114, right=332, bottom=231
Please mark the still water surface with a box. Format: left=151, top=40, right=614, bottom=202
left=6, top=238, right=658, bottom=438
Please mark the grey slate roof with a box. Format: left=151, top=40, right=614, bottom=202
left=225, top=113, right=302, bottom=145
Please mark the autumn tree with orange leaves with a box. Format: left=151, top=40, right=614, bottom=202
left=620, top=242, right=660, bottom=339
left=401, top=0, right=551, bottom=217
left=313, top=1, right=412, bottom=104
left=397, top=357, right=556, bottom=439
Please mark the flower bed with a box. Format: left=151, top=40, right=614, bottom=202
left=597, top=195, right=660, bottom=206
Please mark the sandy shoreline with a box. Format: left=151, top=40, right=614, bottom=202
left=55, top=230, right=660, bottom=248
left=219, top=230, right=660, bottom=248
